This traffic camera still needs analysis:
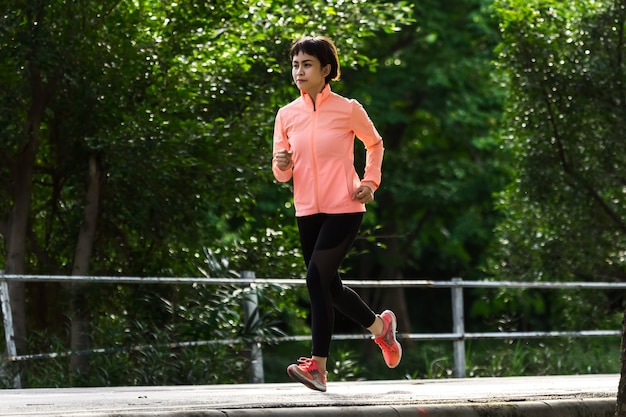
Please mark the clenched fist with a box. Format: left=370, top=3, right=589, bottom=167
left=352, top=185, right=374, bottom=204
left=275, top=149, right=293, bottom=171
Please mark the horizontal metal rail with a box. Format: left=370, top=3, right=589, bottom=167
left=2, top=274, right=626, bottom=289
left=6, top=330, right=620, bottom=363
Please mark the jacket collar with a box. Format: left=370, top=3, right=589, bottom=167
left=300, top=83, right=331, bottom=109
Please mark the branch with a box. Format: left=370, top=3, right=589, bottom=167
left=533, top=44, right=626, bottom=235
left=616, top=1, right=626, bottom=119
left=88, top=0, right=124, bottom=30
left=544, top=94, right=626, bottom=234
left=401, top=209, right=432, bottom=259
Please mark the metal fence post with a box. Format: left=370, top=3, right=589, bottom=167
left=0, top=270, right=22, bottom=388
left=241, top=271, right=264, bottom=383
left=451, top=277, right=466, bottom=378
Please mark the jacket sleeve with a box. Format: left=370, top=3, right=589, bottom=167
left=351, top=100, right=384, bottom=191
left=272, top=109, right=293, bottom=183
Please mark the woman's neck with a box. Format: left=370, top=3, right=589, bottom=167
left=305, top=83, right=326, bottom=105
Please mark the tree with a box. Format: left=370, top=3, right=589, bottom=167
left=493, top=0, right=626, bottom=413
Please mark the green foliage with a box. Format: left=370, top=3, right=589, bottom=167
left=3, top=280, right=299, bottom=387
left=465, top=337, right=620, bottom=377
left=486, top=0, right=626, bottom=357
left=492, top=0, right=626, bottom=283
left=471, top=286, right=623, bottom=333
left=0, top=0, right=413, bottom=386
left=3, top=318, right=620, bottom=388
left=340, top=0, right=510, bottom=280
left=0, top=0, right=413, bottom=277
left=330, top=350, right=366, bottom=381
left=331, top=337, right=619, bottom=382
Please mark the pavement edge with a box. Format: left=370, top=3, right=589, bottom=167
left=100, top=398, right=616, bottom=417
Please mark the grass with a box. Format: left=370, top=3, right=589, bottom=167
left=262, top=335, right=621, bottom=384
left=2, top=334, right=620, bottom=388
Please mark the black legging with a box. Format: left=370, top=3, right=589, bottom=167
left=297, top=212, right=377, bottom=357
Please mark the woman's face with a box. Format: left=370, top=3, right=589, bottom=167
left=292, top=51, right=330, bottom=95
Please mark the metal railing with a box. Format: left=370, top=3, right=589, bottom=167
left=1, top=271, right=623, bottom=388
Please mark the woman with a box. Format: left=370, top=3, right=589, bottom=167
left=272, top=36, right=402, bottom=392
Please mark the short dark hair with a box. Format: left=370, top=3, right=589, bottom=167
left=289, top=36, right=341, bottom=84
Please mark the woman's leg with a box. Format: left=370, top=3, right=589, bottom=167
left=297, top=213, right=375, bottom=360
left=289, top=213, right=402, bottom=391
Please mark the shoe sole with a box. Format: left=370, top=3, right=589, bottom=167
left=287, top=366, right=327, bottom=392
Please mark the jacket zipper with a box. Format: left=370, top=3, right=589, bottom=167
left=310, top=97, right=320, bottom=213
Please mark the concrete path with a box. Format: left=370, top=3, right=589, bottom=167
left=0, top=374, right=619, bottom=417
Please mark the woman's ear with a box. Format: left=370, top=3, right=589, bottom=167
left=322, top=64, right=331, bottom=77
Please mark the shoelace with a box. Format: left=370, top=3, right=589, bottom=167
left=374, top=335, right=391, bottom=349
left=296, top=357, right=315, bottom=370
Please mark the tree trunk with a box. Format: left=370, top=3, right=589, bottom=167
left=380, top=271, right=410, bottom=335
left=375, top=224, right=410, bottom=331
left=5, top=5, right=60, bottom=349
left=6, top=112, right=41, bottom=355
left=616, top=305, right=626, bottom=416
left=69, top=154, right=102, bottom=377
left=359, top=232, right=411, bottom=360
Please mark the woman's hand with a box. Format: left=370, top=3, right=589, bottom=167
left=275, top=149, right=293, bottom=171
left=353, top=185, right=374, bottom=204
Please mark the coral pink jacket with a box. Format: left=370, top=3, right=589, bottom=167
left=272, top=84, right=384, bottom=217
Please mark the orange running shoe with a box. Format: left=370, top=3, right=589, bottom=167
left=373, top=310, right=402, bottom=368
left=287, top=357, right=327, bottom=392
